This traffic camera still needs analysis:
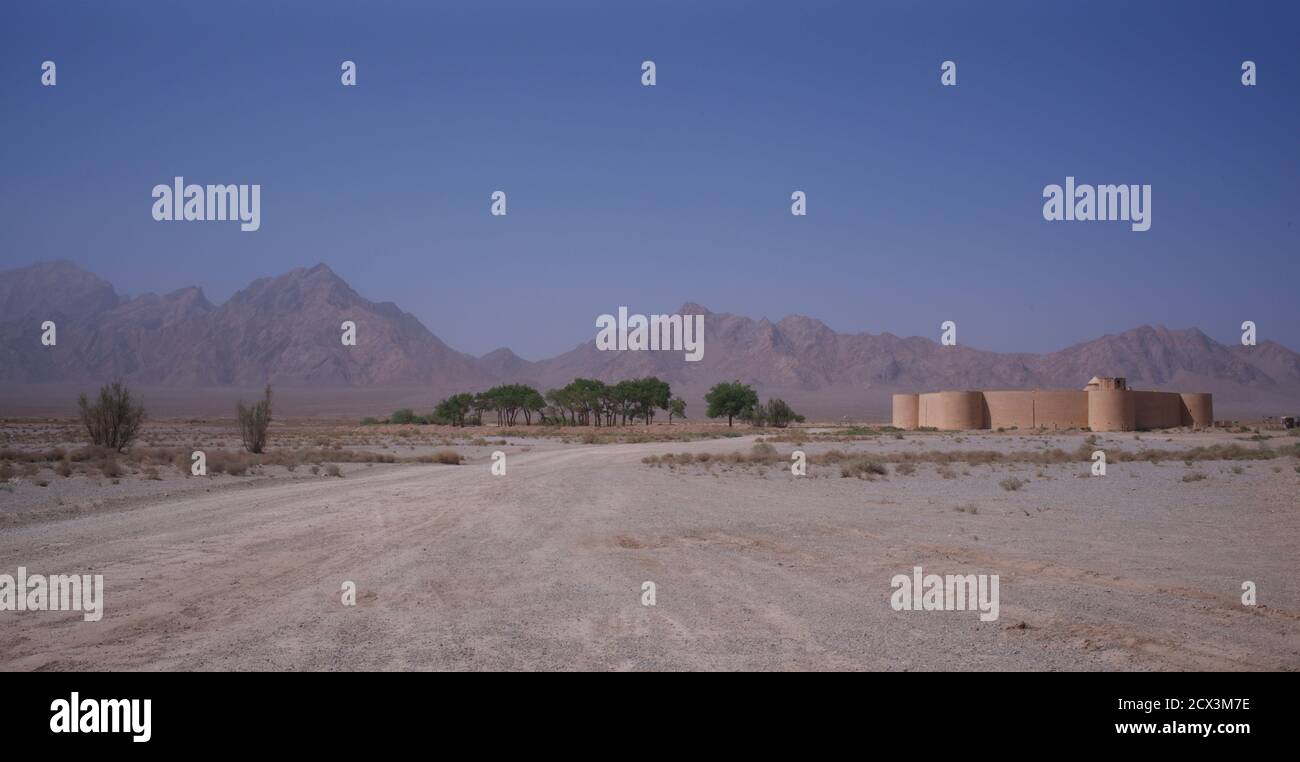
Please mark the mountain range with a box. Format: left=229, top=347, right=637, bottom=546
left=2, top=260, right=1297, bottom=418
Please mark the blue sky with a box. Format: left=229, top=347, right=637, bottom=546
left=2, top=0, right=1297, bottom=359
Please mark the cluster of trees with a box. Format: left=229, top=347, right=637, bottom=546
left=472, top=384, right=547, bottom=426
left=544, top=377, right=684, bottom=426
left=704, top=381, right=804, bottom=427
left=418, top=377, right=687, bottom=428
left=388, top=379, right=804, bottom=429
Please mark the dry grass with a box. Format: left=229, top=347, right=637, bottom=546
left=642, top=440, right=1300, bottom=474
left=0, top=439, right=466, bottom=483
left=840, top=458, right=888, bottom=479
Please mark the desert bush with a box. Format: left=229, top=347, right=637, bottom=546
left=999, top=477, right=1027, bottom=491
left=432, top=450, right=462, bottom=465
left=79, top=381, right=146, bottom=452
left=1182, top=472, right=1206, bottom=482
left=895, top=462, right=916, bottom=476
left=766, top=398, right=804, bottom=428
left=237, top=386, right=273, bottom=454
left=841, top=457, right=887, bottom=479
left=101, top=458, right=123, bottom=478
left=55, top=459, right=73, bottom=478
left=325, top=464, right=341, bottom=477
left=751, top=442, right=777, bottom=457
left=390, top=409, right=422, bottom=425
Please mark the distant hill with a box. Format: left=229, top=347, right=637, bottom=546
left=2, top=260, right=1297, bottom=417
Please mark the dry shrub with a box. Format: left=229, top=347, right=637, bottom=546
left=999, top=477, right=1027, bottom=491
left=237, top=386, right=273, bottom=454
left=431, top=450, right=462, bottom=465
left=841, top=458, right=887, bottom=479
left=79, top=381, right=146, bottom=452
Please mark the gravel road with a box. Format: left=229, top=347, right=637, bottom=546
left=2, top=435, right=1296, bottom=671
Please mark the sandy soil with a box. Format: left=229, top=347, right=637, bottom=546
left=1, top=428, right=1298, bottom=671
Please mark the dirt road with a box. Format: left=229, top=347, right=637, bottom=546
left=2, top=437, right=1297, bottom=670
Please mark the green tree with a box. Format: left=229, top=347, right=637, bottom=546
left=476, top=384, right=547, bottom=426
left=432, top=393, right=475, bottom=426
left=636, top=377, right=672, bottom=425
left=704, top=381, right=759, bottom=427
left=519, top=386, right=546, bottom=425
left=668, top=396, right=687, bottom=423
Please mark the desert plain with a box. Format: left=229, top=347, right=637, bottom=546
left=1, top=417, right=1297, bottom=671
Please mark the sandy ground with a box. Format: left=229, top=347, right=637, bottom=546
left=1, top=429, right=1298, bottom=671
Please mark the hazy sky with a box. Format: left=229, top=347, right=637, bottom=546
left=3, top=0, right=1297, bottom=359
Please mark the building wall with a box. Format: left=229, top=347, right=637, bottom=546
left=1179, top=393, right=1213, bottom=427
left=1132, top=390, right=1183, bottom=430
left=916, top=391, right=982, bottom=430
left=1030, top=391, right=1091, bottom=430
left=892, top=394, right=919, bottom=429
left=1086, top=389, right=1134, bottom=431
left=892, top=388, right=1211, bottom=431
left=981, top=391, right=1036, bottom=429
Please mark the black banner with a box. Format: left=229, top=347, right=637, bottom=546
left=0, top=671, right=1283, bottom=750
